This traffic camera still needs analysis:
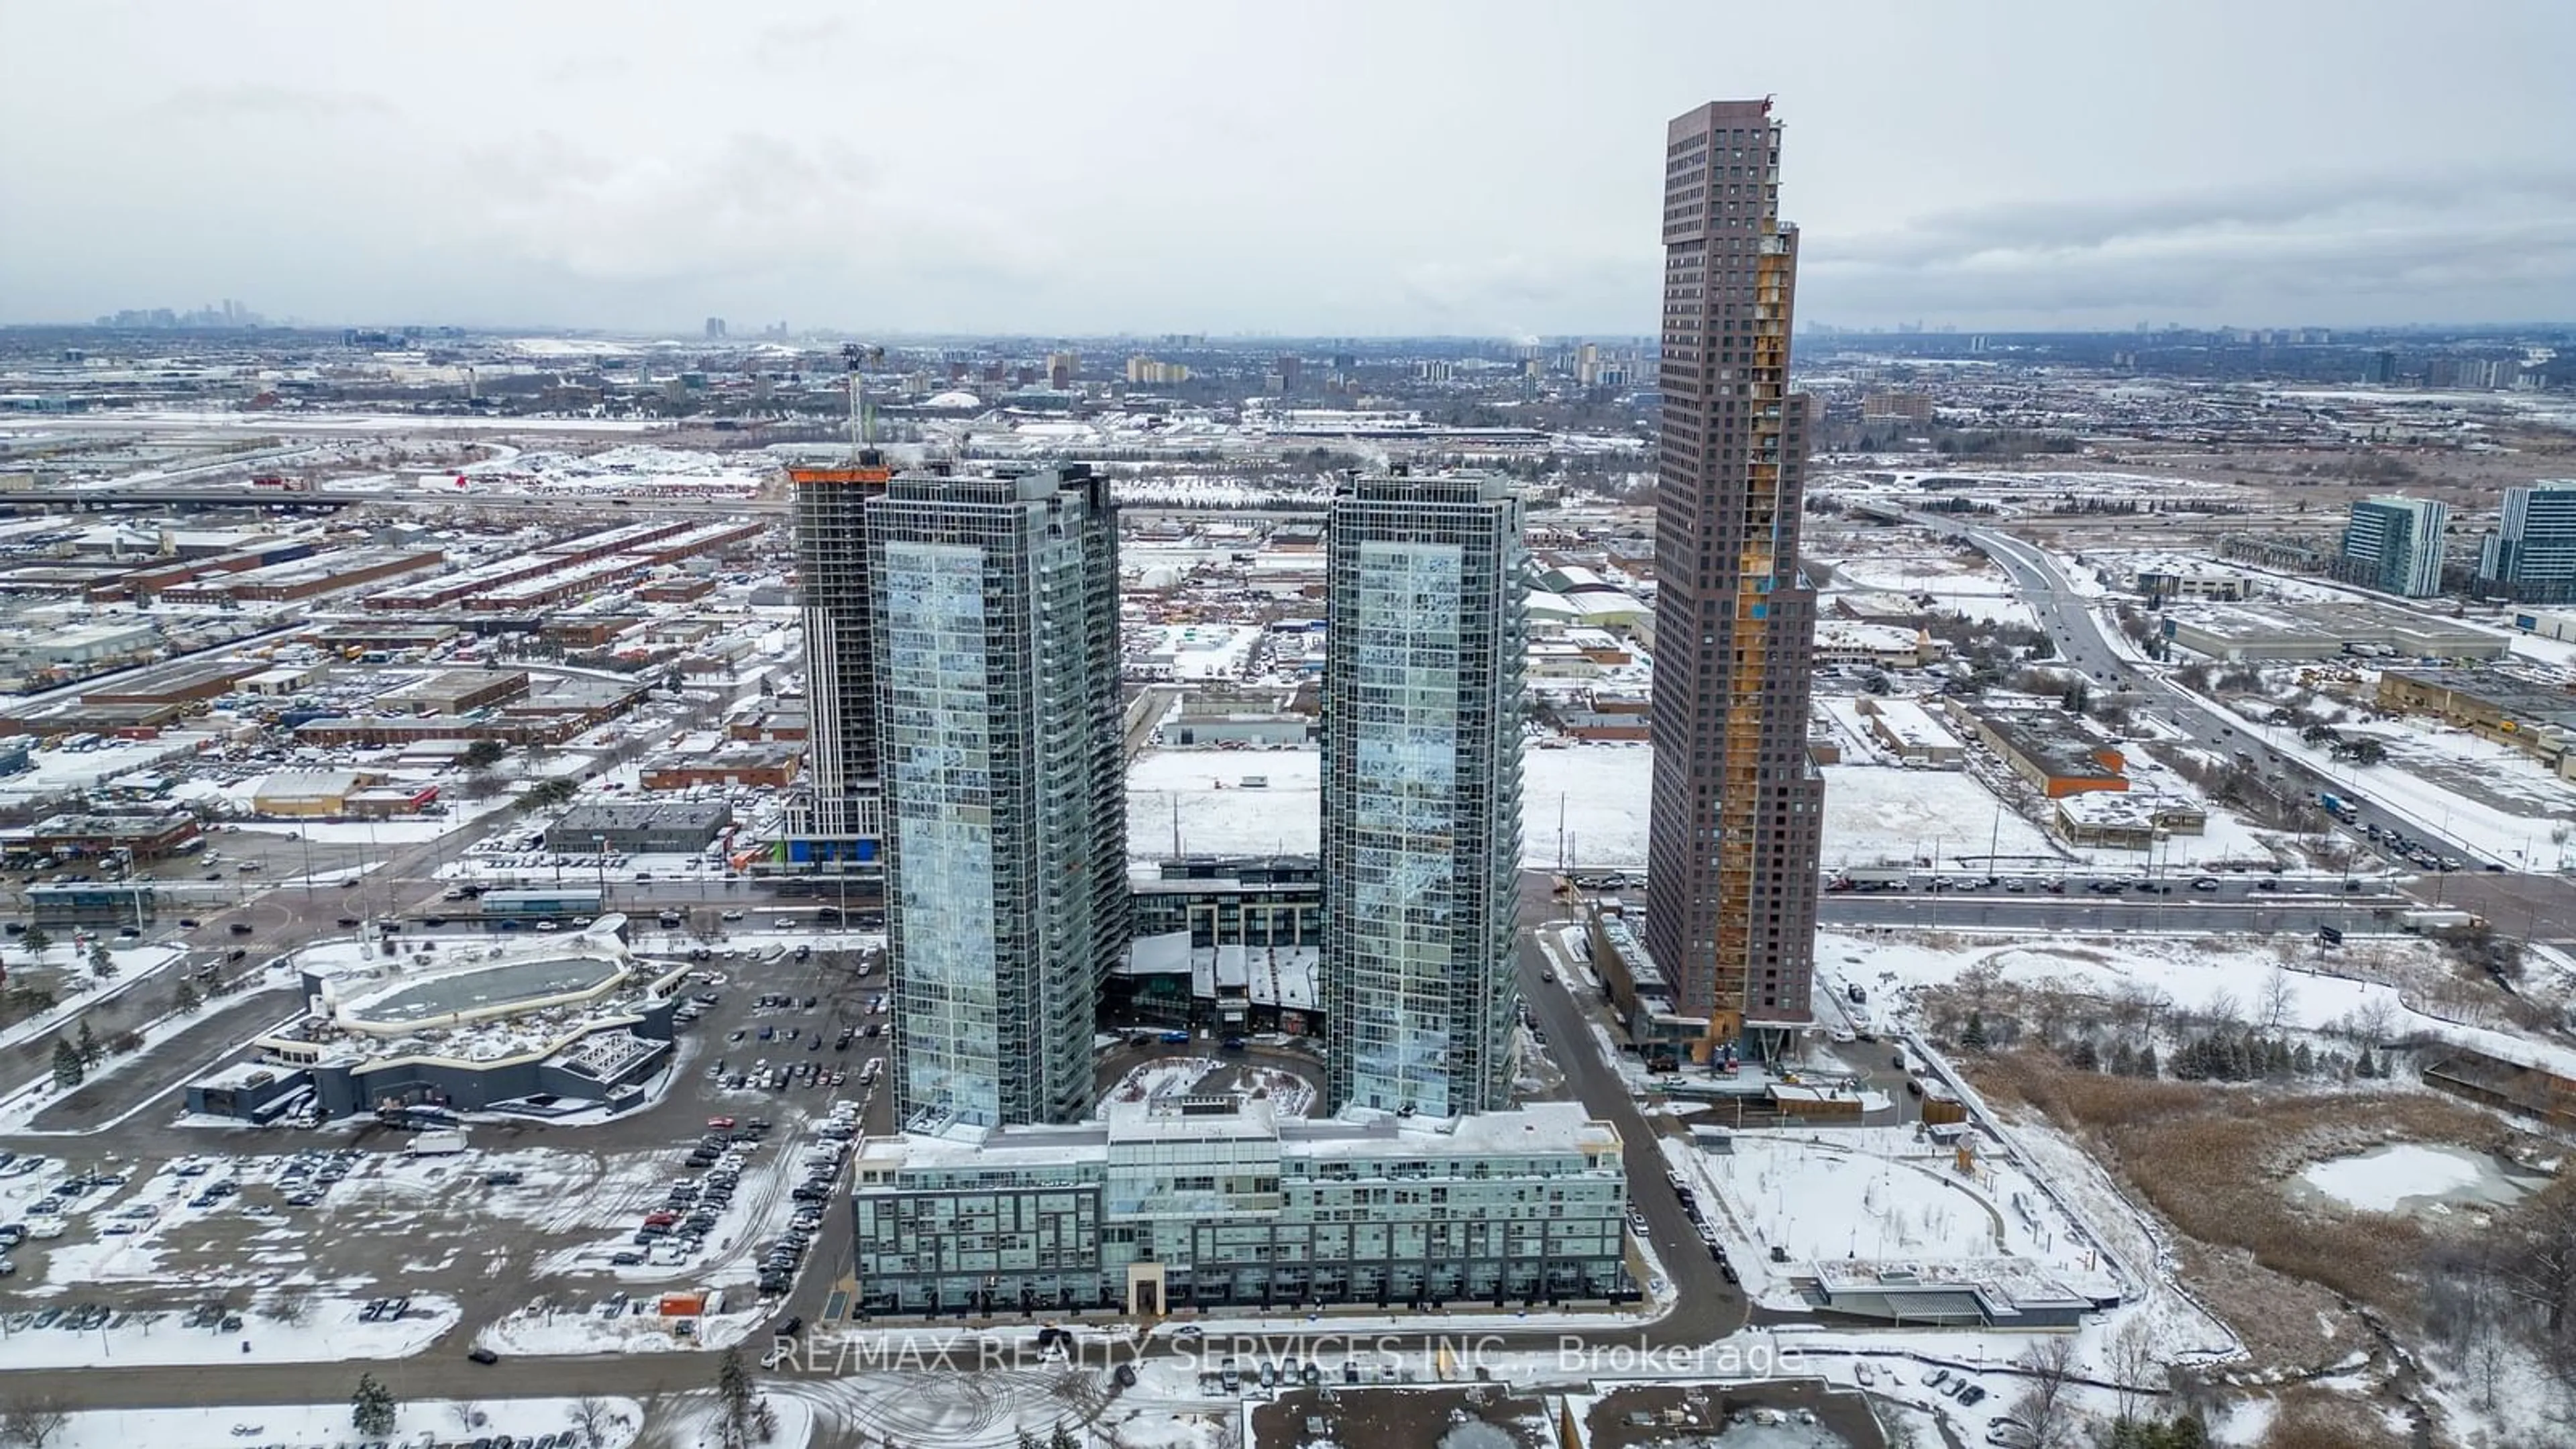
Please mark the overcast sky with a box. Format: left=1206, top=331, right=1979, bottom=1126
left=3, top=0, right=2571, bottom=336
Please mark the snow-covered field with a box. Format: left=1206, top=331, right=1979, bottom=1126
left=44, top=1397, right=641, bottom=1449
left=1814, top=926, right=2576, bottom=1080
left=1131, top=743, right=2113, bottom=874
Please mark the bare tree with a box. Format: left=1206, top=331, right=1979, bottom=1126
left=2349, top=997, right=2398, bottom=1049
left=2105, top=1316, right=2165, bottom=1429
left=0, top=1396, right=70, bottom=1449
left=2010, top=1334, right=2079, bottom=1448
left=451, top=1399, right=484, bottom=1435
left=571, top=1396, right=616, bottom=1449
left=2199, top=989, right=2244, bottom=1032
left=2259, top=965, right=2299, bottom=1035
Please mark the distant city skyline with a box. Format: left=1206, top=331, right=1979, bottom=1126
left=4, top=1, right=2570, bottom=335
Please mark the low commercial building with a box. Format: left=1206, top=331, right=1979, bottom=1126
left=1160, top=690, right=1313, bottom=747
left=639, top=745, right=803, bottom=792
left=159, top=547, right=441, bottom=604
left=28, top=622, right=160, bottom=665
left=545, top=800, right=733, bottom=855
left=1116, top=855, right=1324, bottom=1034
left=1961, top=708, right=2127, bottom=798
left=2130, top=561, right=2253, bottom=602
left=2161, top=600, right=2506, bottom=663
left=386, top=669, right=531, bottom=716
left=1815, top=622, right=1935, bottom=669
left=2376, top=668, right=2576, bottom=775
left=78, top=659, right=262, bottom=706
left=847, top=1098, right=1628, bottom=1316
left=189, top=931, right=684, bottom=1122
left=2053, top=790, right=2210, bottom=849
left=252, top=769, right=386, bottom=818
left=4, top=812, right=200, bottom=861
left=1856, top=697, right=1964, bottom=764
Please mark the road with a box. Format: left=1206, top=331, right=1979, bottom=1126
left=1946, top=519, right=2576, bottom=943
left=1511, top=874, right=1745, bottom=1346
left=1817, top=892, right=2407, bottom=935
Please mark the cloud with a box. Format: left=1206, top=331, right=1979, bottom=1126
left=750, top=17, right=847, bottom=64
left=156, top=85, right=397, bottom=123
left=1802, top=165, right=2576, bottom=323
left=455, top=131, right=1059, bottom=299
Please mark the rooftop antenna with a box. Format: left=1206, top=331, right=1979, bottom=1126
left=841, top=343, right=885, bottom=460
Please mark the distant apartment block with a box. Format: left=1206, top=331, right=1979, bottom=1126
left=1860, top=389, right=1933, bottom=424
left=1125, top=357, right=1191, bottom=386
left=2481, top=481, right=2576, bottom=604
left=2341, top=496, right=2449, bottom=597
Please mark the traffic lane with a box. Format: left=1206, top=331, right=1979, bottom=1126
left=1819, top=898, right=2396, bottom=934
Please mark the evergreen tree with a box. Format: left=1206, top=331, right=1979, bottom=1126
left=2138, top=1042, right=2160, bottom=1079
left=2292, top=1041, right=2314, bottom=1075
left=2356, top=1046, right=2377, bottom=1079
left=1020, top=1432, right=1042, bottom=1449
left=352, top=1372, right=398, bottom=1437
left=1049, top=1424, right=1080, bottom=1449
left=174, top=977, right=203, bottom=1014
left=50, top=1036, right=84, bottom=1090
left=2068, top=1038, right=2101, bottom=1072
left=715, top=1347, right=755, bottom=1441
left=2110, top=1042, right=2137, bottom=1077
left=19, top=923, right=51, bottom=961
left=88, top=941, right=115, bottom=978
left=1962, top=1010, right=1989, bottom=1050
left=75, top=1020, right=101, bottom=1067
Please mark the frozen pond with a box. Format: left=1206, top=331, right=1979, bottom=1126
left=2297, top=1142, right=2548, bottom=1214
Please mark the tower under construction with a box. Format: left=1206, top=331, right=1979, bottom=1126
left=1643, top=99, right=1824, bottom=1049
left=782, top=349, right=894, bottom=885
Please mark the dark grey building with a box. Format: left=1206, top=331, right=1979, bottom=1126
left=1646, top=98, right=1825, bottom=1046
left=1320, top=470, right=1526, bottom=1118
left=544, top=800, right=733, bottom=855
left=869, top=463, right=1127, bottom=1131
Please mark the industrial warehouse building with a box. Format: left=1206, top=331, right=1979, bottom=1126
left=545, top=800, right=734, bottom=855
left=2160, top=600, right=2507, bottom=663
left=1955, top=707, right=2129, bottom=798
left=847, top=1098, right=1628, bottom=1317
left=251, top=769, right=387, bottom=818
left=2377, top=667, right=2576, bottom=780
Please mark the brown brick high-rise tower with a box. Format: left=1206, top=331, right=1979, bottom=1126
left=1644, top=99, right=1823, bottom=1050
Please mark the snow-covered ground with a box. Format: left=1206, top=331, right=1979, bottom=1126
left=476, top=1290, right=767, bottom=1355
left=2194, top=690, right=2573, bottom=869
left=45, top=1397, right=642, bottom=1449
left=0, top=1293, right=458, bottom=1368
left=1132, top=742, right=2153, bottom=873
left=1815, top=926, right=2576, bottom=1080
